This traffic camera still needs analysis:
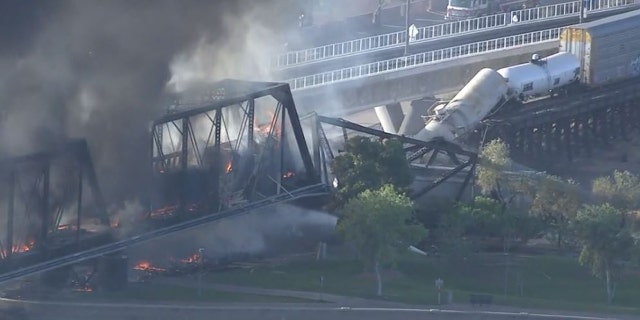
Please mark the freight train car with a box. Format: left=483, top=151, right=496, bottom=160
left=497, top=52, right=580, bottom=101
left=559, top=9, right=640, bottom=87
left=414, top=9, right=640, bottom=145
left=413, top=68, right=510, bottom=142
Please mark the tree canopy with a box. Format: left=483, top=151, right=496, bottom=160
left=336, top=184, right=426, bottom=296
left=530, top=175, right=582, bottom=248
left=592, top=170, right=640, bottom=211
left=330, top=136, right=412, bottom=210
left=476, top=139, right=533, bottom=202
left=572, top=203, right=638, bottom=303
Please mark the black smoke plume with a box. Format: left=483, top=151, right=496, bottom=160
left=0, top=0, right=304, bottom=205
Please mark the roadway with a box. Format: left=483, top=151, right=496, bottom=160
left=275, top=4, right=634, bottom=80
left=284, top=0, right=444, bottom=50
left=0, top=291, right=635, bottom=320
left=284, top=0, right=569, bottom=50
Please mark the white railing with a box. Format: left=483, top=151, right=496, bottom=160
left=289, top=28, right=562, bottom=91
left=273, top=0, right=637, bottom=70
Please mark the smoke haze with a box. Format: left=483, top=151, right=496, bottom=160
left=0, top=0, right=302, bottom=205
left=126, top=204, right=338, bottom=265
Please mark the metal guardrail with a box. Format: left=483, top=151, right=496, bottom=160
left=273, top=0, right=636, bottom=70
left=289, top=28, right=561, bottom=91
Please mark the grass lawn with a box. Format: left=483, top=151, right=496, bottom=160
left=205, top=253, right=640, bottom=315
left=65, top=282, right=317, bottom=304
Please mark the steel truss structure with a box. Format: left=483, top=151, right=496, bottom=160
left=149, top=80, right=320, bottom=223
left=0, top=80, right=330, bottom=283
left=483, top=79, right=640, bottom=165
left=0, top=139, right=112, bottom=273
left=305, top=114, right=478, bottom=201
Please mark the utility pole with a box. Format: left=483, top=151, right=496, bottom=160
left=404, top=0, right=411, bottom=56
left=579, top=0, right=583, bottom=23
left=579, top=0, right=588, bottom=23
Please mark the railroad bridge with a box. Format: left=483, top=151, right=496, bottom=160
left=0, top=80, right=476, bottom=287
left=481, top=79, right=640, bottom=172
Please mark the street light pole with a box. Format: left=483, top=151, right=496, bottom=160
left=404, top=0, right=411, bottom=56
left=579, top=0, right=583, bottom=23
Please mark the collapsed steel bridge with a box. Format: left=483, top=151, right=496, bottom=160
left=0, top=79, right=490, bottom=284
left=303, top=113, right=479, bottom=201
left=0, top=80, right=330, bottom=283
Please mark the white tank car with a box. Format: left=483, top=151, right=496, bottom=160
left=497, top=52, right=580, bottom=101
left=414, top=68, right=509, bottom=143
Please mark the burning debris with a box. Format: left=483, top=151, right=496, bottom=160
left=225, top=159, right=233, bottom=174
left=0, top=240, right=36, bottom=259
left=181, top=252, right=202, bottom=264
left=283, top=171, right=295, bottom=179
left=133, top=261, right=166, bottom=273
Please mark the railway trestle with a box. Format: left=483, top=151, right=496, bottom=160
left=483, top=80, right=640, bottom=166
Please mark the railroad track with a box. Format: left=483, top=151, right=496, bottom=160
left=484, top=79, right=640, bottom=127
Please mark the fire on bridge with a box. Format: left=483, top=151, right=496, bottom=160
left=0, top=79, right=475, bottom=292
left=0, top=80, right=323, bottom=291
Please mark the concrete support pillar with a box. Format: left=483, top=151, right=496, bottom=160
left=398, top=101, right=427, bottom=136
left=374, top=102, right=404, bottom=134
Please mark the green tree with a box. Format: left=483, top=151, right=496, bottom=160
left=592, top=170, right=640, bottom=211
left=330, top=136, right=412, bottom=210
left=336, top=184, right=426, bottom=296
left=455, top=196, right=542, bottom=251
left=530, top=175, right=581, bottom=248
left=475, top=139, right=538, bottom=251
left=475, top=139, right=543, bottom=295
left=573, top=203, right=637, bottom=303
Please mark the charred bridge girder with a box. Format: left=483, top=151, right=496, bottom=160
left=0, top=80, right=329, bottom=284
left=302, top=113, right=479, bottom=201
left=0, top=139, right=112, bottom=272
left=149, top=80, right=320, bottom=223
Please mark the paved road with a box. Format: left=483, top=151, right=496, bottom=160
left=284, top=0, right=443, bottom=51
left=283, top=0, right=568, bottom=51
left=0, top=279, right=636, bottom=320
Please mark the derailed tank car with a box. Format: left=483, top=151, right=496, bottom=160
left=497, top=52, right=580, bottom=101
left=413, top=68, right=510, bottom=142
left=560, top=9, right=640, bottom=87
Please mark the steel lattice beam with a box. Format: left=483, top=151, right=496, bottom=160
left=313, top=114, right=478, bottom=199
left=0, top=139, right=111, bottom=266
left=149, top=80, right=321, bottom=223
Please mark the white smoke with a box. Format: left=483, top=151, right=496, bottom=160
left=127, top=204, right=337, bottom=265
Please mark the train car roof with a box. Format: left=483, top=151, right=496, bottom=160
left=568, top=8, right=640, bottom=37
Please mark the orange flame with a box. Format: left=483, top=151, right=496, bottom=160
left=225, top=160, right=232, bottom=173
left=13, top=240, right=35, bottom=253
left=149, top=205, right=178, bottom=218
left=181, top=253, right=201, bottom=264
left=111, top=217, right=121, bottom=228
left=133, top=260, right=166, bottom=272
left=254, top=110, right=282, bottom=138
left=283, top=171, right=295, bottom=179
left=57, top=224, right=78, bottom=231
left=2, top=240, right=36, bottom=258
